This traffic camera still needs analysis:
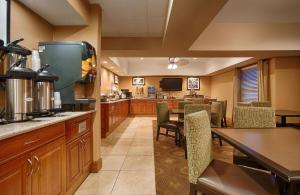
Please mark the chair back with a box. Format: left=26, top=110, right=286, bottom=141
left=156, top=102, right=170, bottom=126
left=211, top=102, right=223, bottom=127
left=193, top=98, right=205, bottom=104
left=251, top=101, right=272, bottom=107
left=184, top=104, right=211, bottom=120
left=219, top=100, right=227, bottom=118
left=185, top=111, right=212, bottom=184
left=178, top=101, right=193, bottom=109
left=233, top=106, right=276, bottom=128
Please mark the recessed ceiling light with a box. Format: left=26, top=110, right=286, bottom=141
left=140, top=57, right=144, bottom=60
left=103, top=61, right=108, bottom=64
left=110, top=66, right=114, bottom=69
left=193, top=58, right=198, bottom=60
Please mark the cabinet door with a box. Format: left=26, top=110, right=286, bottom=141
left=66, top=138, right=82, bottom=190
left=81, top=133, right=92, bottom=175
left=0, top=155, right=30, bottom=195
left=31, top=137, right=66, bottom=195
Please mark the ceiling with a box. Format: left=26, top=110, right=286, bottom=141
left=19, top=0, right=87, bottom=25
left=90, top=0, right=169, bottom=37
left=214, top=0, right=300, bottom=23
left=105, top=57, right=251, bottom=76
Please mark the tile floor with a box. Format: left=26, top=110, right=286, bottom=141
left=75, top=116, right=156, bottom=195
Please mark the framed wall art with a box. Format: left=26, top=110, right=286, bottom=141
left=132, top=77, right=145, bottom=86
left=187, top=77, right=200, bottom=90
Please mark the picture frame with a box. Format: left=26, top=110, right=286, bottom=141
left=114, top=74, right=119, bottom=84
left=187, top=77, right=200, bottom=90
left=132, top=77, right=145, bottom=86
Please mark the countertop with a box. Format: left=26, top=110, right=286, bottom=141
left=0, top=110, right=96, bottom=141
left=101, top=99, right=130, bottom=104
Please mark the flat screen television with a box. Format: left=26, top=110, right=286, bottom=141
left=160, top=78, right=182, bottom=91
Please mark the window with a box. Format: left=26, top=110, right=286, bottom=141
left=240, top=65, right=258, bottom=102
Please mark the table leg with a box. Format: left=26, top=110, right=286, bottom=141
left=281, top=116, right=287, bottom=127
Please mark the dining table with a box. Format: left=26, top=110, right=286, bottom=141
left=276, top=110, right=300, bottom=127
left=212, top=127, right=300, bottom=195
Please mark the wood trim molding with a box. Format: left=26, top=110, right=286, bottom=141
left=90, top=158, right=102, bottom=173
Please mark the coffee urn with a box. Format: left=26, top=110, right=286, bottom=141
left=34, top=64, right=58, bottom=115
left=0, top=39, right=36, bottom=122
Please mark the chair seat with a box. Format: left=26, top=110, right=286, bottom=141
left=159, top=120, right=179, bottom=130
left=233, top=149, right=267, bottom=170
left=197, top=160, right=278, bottom=195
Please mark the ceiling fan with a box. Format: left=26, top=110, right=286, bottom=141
left=167, top=57, right=189, bottom=70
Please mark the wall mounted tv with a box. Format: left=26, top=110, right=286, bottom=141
left=159, top=78, right=182, bottom=91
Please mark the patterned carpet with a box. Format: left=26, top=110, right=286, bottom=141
left=152, top=120, right=233, bottom=195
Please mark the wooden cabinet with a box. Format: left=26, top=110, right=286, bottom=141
left=31, top=137, right=66, bottom=195
left=130, top=99, right=181, bottom=115
left=0, top=113, right=93, bottom=195
left=66, top=115, right=92, bottom=194
left=101, top=100, right=130, bottom=138
left=0, top=155, right=29, bottom=195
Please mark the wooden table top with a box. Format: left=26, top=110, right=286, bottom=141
left=212, top=127, right=300, bottom=182
left=275, top=110, right=300, bottom=117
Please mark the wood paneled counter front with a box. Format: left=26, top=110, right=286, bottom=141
left=130, top=98, right=181, bottom=115
left=0, top=111, right=95, bottom=195
left=101, top=99, right=130, bottom=138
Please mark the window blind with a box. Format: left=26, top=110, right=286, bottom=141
left=240, top=65, right=258, bottom=102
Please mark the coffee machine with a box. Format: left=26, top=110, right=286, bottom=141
left=0, top=39, right=36, bottom=122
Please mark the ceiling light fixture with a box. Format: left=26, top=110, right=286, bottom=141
left=193, top=58, right=198, bottom=60
left=103, top=61, right=108, bottom=64
left=167, top=57, right=178, bottom=70
left=140, top=57, right=144, bottom=60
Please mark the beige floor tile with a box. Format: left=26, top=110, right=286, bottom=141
left=127, top=146, right=154, bottom=156
left=101, top=145, right=130, bottom=156
left=102, top=155, right=126, bottom=170
left=111, top=171, right=156, bottom=195
left=111, top=132, right=136, bottom=139
left=121, top=156, right=154, bottom=171
left=131, top=138, right=154, bottom=146
left=75, top=171, right=119, bottom=195
left=101, top=137, right=133, bottom=147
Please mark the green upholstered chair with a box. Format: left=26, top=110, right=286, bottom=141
left=185, top=111, right=279, bottom=195
left=156, top=102, right=180, bottom=145
left=192, top=98, right=205, bottom=104
left=251, top=101, right=272, bottom=107
left=233, top=106, right=276, bottom=169
left=178, top=101, right=193, bottom=123
left=210, top=101, right=223, bottom=146
left=183, top=104, right=211, bottom=158
left=220, top=100, right=227, bottom=127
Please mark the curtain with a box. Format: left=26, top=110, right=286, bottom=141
left=233, top=68, right=241, bottom=106
left=258, top=60, right=270, bottom=101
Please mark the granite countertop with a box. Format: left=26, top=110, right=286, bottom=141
left=101, top=99, right=130, bottom=104
left=0, top=110, right=96, bottom=141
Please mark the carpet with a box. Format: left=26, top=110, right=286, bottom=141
left=153, top=120, right=233, bottom=195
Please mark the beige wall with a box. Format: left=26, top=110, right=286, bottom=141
left=119, top=76, right=211, bottom=98
left=10, top=1, right=53, bottom=50
left=210, top=70, right=234, bottom=120
left=270, top=57, right=300, bottom=123
left=101, top=67, right=116, bottom=94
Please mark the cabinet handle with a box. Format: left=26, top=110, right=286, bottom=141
left=33, top=156, right=40, bottom=174
left=27, top=159, right=33, bottom=176
left=24, top=139, right=41, bottom=145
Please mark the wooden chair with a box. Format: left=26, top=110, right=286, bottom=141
left=185, top=111, right=279, bottom=195
left=178, top=101, right=193, bottom=123
left=156, top=102, right=180, bottom=145
left=233, top=106, right=276, bottom=169
left=211, top=101, right=223, bottom=146
left=220, top=100, right=227, bottom=127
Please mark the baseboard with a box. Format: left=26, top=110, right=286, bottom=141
left=90, top=158, right=102, bottom=173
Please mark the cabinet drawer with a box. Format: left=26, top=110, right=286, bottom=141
left=66, top=114, right=92, bottom=142
left=0, top=122, right=65, bottom=165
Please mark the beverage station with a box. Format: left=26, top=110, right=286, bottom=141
left=0, top=39, right=97, bottom=124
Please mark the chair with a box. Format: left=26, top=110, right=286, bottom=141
left=156, top=102, right=180, bottom=145
left=219, top=100, right=227, bottom=127
left=178, top=101, right=193, bottom=123
left=192, top=98, right=205, bottom=104
left=183, top=104, right=211, bottom=159
left=233, top=106, right=276, bottom=169
left=185, top=111, right=279, bottom=195
left=251, top=101, right=272, bottom=107
left=211, top=102, right=223, bottom=146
